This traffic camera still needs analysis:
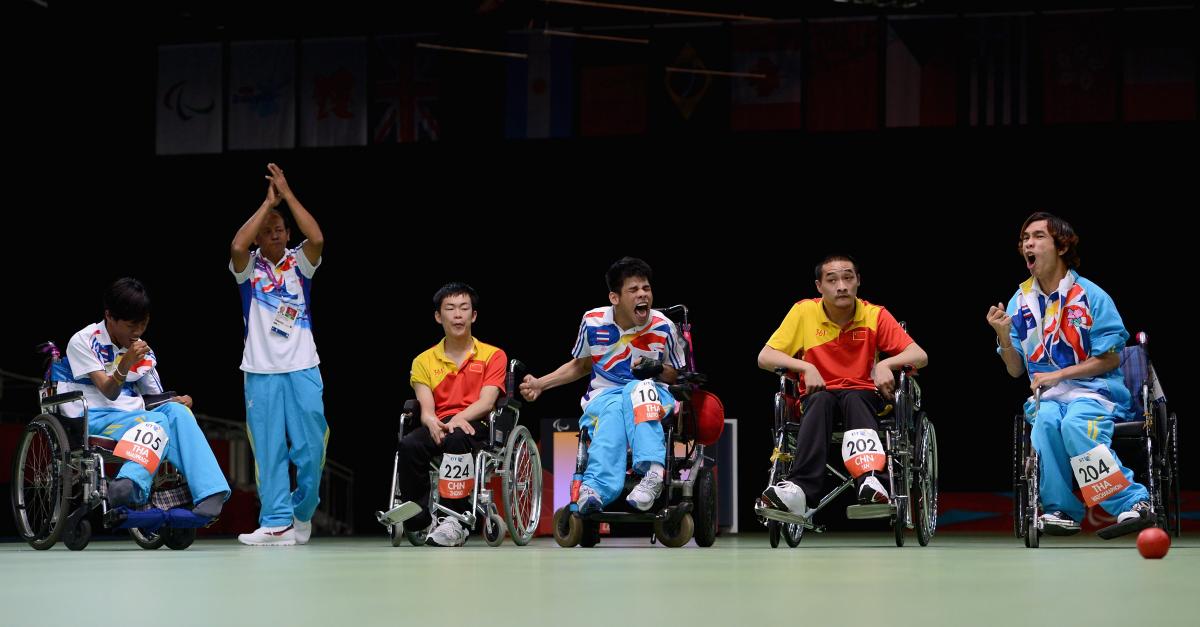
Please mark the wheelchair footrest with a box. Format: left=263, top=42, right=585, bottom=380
left=1096, top=515, right=1155, bottom=540
left=106, top=507, right=213, bottom=532
left=846, top=504, right=895, bottom=520
left=376, top=501, right=422, bottom=527
left=755, top=505, right=810, bottom=527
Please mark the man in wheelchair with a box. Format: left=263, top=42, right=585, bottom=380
left=758, top=255, right=928, bottom=517
left=51, top=278, right=230, bottom=519
left=988, top=213, right=1151, bottom=538
left=519, top=257, right=687, bottom=514
left=392, top=283, right=509, bottom=547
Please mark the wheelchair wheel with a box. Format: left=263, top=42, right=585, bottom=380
left=1168, top=412, right=1181, bottom=538
left=165, top=528, right=196, bottom=550
left=654, top=513, right=694, bottom=548
left=388, top=523, right=405, bottom=547
left=553, top=506, right=582, bottom=547
left=502, top=425, right=542, bottom=547
left=783, top=522, right=803, bottom=547
left=11, top=415, right=71, bottom=550
left=1024, top=455, right=1040, bottom=549
left=131, top=527, right=166, bottom=550
left=915, top=419, right=938, bottom=547
left=693, top=466, right=718, bottom=547
left=1012, top=414, right=1025, bottom=537
left=768, top=520, right=781, bottom=547
left=483, top=503, right=506, bottom=547
left=893, top=511, right=906, bottom=547
left=64, top=518, right=92, bottom=551
left=580, top=520, right=601, bottom=548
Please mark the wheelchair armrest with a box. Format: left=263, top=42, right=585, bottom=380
left=40, top=391, right=83, bottom=408
left=496, top=397, right=522, bottom=412
left=143, top=392, right=178, bottom=410
left=677, top=370, right=707, bottom=386
left=668, top=384, right=692, bottom=402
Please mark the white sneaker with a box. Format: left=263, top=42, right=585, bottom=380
left=294, top=518, right=312, bottom=545
left=425, top=517, right=468, bottom=547
left=761, top=480, right=807, bottom=516
left=858, top=476, right=890, bottom=505
left=238, top=525, right=296, bottom=546
left=626, top=472, right=664, bottom=511
left=576, top=483, right=603, bottom=515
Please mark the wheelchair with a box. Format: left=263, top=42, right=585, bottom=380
left=552, top=304, right=724, bottom=549
left=755, top=365, right=938, bottom=548
left=376, top=359, right=543, bottom=547
left=9, top=343, right=205, bottom=551
left=1014, top=332, right=1181, bottom=548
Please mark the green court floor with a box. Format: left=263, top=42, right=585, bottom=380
left=2, top=533, right=1196, bottom=627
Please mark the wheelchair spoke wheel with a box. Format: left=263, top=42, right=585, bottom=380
left=1169, top=412, right=1181, bottom=537
left=654, top=513, right=694, bottom=548
left=1024, top=456, right=1040, bottom=549
left=693, top=466, right=718, bottom=547
left=502, top=426, right=542, bottom=546
left=1013, top=413, right=1025, bottom=537
left=11, top=416, right=70, bottom=550
left=131, top=527, right=166, bottom=550
left=553, top=506, right=583, bottom=547
left=915, top=419, right=938, bottom=547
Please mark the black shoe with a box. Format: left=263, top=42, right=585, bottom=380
left=1098, top=501, right=1154, bottom=539
left=1040, top=510, right=1082, bottom=536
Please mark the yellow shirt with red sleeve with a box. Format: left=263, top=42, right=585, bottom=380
left=765, top=298, right=913, bottom=393
left=409, top=338, right=507, bottom=419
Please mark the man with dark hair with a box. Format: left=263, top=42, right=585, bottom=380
left=520, top=257, right=687, bottom=513
left=758, top=255, right=928, bottom=518
left=987, top=212, right=1151, bottom=537
left=391, top=282, right=508, bottom=547
left=231, top=163, right=328, bottom=546
left=51, top=277, right=229, bottom=518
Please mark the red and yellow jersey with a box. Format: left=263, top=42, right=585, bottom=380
left=410, top=338, right=507, bottom=418
left=765, top=298, right=913, bottom=392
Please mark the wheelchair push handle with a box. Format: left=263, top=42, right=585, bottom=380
left=399, top=399, right=420, bottom=428
left=501, top=359, right=528, bottom=408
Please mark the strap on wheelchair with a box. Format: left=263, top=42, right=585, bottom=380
left=107, top=506, right=214, bottom=532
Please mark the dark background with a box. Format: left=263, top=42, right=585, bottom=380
left=1, top=0, right=1195, bottom=535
